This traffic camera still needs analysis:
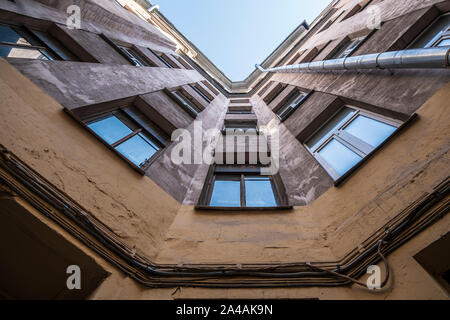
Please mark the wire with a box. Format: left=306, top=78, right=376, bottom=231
left=0, top=147, right=448, bottom=289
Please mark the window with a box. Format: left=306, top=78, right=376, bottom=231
left=150, top=49, right=175, bottom=68
left=276, top=90, right=310, bottom=122
left=305, top=106, right=401, bottom=182
left=227, top=105, right=253, bottom=115
left=227, top=109, right=253, bottom=115
left=0, top=24, right=76, bottom=60
left=409, top=13, right=450, bottom=48
left=116, top=45, right=150, bottom=66
left=341, top=0, right=375, bottom=21
left=207, top=173, right=278, bottom=208
left=169, top=89, right=202, bottom=117
left=263, top=83, right=287, bottom=104
left=223, top=121, right=258, bottom=134
left=330, top=36, right=366, bottom=59
left=86, top=107, right=166, bottom=171
left=190, top=84, right=212, bottom=103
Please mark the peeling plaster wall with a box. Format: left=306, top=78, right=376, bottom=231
left=0, top=58, right=181, bottom=260
left=1, top=0, right=176, bottom=53
left=152, top=83, right=450, bottom=300
left=8, top=59, right=204, bottom=110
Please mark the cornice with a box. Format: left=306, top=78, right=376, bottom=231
left=118, top=0, right=339, bottom=94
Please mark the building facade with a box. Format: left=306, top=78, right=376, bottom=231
left=0, top=0, right=449, bottom=299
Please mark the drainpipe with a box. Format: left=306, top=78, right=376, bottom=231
left=255, top=47, right=450, bottom=73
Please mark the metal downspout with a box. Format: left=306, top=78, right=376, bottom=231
left=256, top=47, right=450, bottom=73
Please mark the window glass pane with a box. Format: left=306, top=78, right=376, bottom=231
left=332, top=38, right=363, bottom=59
left=152, top=50, right=174, bottom=68
left=119, top=46, right=146, bottom=66
left=306, top=107, right=356, bottom=151
left=318, top=139, right=362, bottom=176
left=88, top=115, right=133, bottom=145
left=245, top=177, right=277, bottom=207
left=291, top=92, right=307, bottom=105
left=410, top=14, right=450, bottom=48
left=191, top=85, right=211, bottom=103
left=436, top=38, right=450, bottom=47
left=0, top=45, right=49, bottom=59
left=0, top=25, right=49, bottom=59
left=0, top=25, right=25, bottom=45
left=343, top=115, right=396, bottom=148
left=138, top=133, right=160, bottom=151
left=123, top=108, right=168, bottom=146
left=115, top=134, right=158, bottom=167
left=209, top=179, right=241, bottom=207
left=31, top=30, right=72, bottom=60
left=278, top=91, right=307, bottom=118
left=173, top=91, right=200, bottom=115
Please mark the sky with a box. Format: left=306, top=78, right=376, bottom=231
left=155, top=0, right=331, bottom=81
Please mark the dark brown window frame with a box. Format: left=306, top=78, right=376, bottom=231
left=190, top=83, right=212, bottom=103
left=196, top=165, right=291, bottom=211
left=0, top=22, right=78, bottom=61
left=116, top=44, right=154, bottom=67
left=274, top=89, right=313, bottom=122
left=65, top=98, right=169, bottom=175
left=263, top=82, right=288, bottom=105
left=327, top=29, right=377, bottom=60
left=408, top=11, right=450, bottom=49
left=165, top=87, right=203, bottom=118
left=100, top=34, right=156, bottom=67
left=149, top=49, right=180, bottom=68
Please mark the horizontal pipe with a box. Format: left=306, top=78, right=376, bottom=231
left=256, top=47, right=450, bottom=73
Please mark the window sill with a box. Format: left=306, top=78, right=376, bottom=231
left=195, top=205, right=293, bottom=211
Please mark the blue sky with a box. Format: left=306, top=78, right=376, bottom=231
left=155, top=0, right=331, bottom=81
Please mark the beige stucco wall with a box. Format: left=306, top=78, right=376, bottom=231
left=0, top=42, right=449, bottom=300
left=0, top=58, right=181, bottom=260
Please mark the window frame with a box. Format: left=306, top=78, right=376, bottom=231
left=166, top=88, right=202, bottom=118
left=0, top=23, right=76, bottom=61
left=409, top=12, right=450, bottom=48
left=305, top=106, right=407, bottom=185
left=222, top=121, right=259, bottom=134
left=82, top=105, right=167, bottom=174
left=330, top=35, right=367, bottom=60
left=116, top=45, right=151, bottom=67
left=196, top=165, right=291, bottom=210
left=149, top=49, right=177, bottom=68
left=275, top=89, right=312, bottom=122
left=190, top=84, right=212, bottom=103
left=227, top=110, right=253, bottom=115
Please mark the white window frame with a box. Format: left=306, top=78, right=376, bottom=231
left=305, top=106, right=402, bottom=182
